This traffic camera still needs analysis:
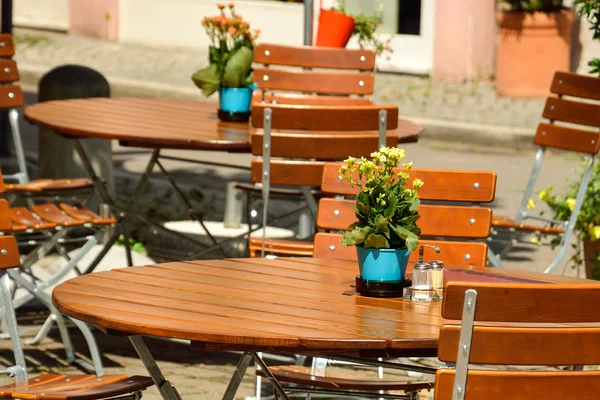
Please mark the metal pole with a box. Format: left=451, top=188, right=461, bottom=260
left=304, top=0, right=314, bottom=45
left=1, top=0, right=13, bottom=34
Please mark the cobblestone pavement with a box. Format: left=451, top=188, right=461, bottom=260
left=13, top=28, right=544, bottom=148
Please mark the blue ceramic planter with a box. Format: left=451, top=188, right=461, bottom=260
left=218, top=84, right=255, bottom=122
left=356, top=246, right=410, bottom=282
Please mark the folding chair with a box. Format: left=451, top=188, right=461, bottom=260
left=256, top=164, right=497, bottom=399
left=0, top=202, right=154, bottom=399
left=0, top=34, right=93, bottom=194
left=488, top=71, right=600, bottom=273
left=248, top=102, right=401, bottom=259
left=435, top=281, right=600, bottom=400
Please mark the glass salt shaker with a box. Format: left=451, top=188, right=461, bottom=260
left=411, top=262, right=433, bottom=302
left=430, top=260, right=445, bottom=300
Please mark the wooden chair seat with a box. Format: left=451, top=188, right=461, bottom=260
left=0, top=374, right=153, bottom=400
left=5, top=178, right=94, bottom=193
left=491, top=215, right=565, bottom=235
left=9, top=207, right=57, bottom=230
left=31, top=204, right=86, bottom=227
left=248, top=238, right=313, bottom=258
left=257, top=365, right=433, bottom=391
left=59, top=203, right=116, bottom=225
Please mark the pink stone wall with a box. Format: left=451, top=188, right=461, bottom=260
left=432, top=0, right=495, bottom=81
left=69, top=0, right=119, bottom=40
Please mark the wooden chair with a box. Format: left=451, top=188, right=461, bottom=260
left=247, top=102, right=400, bottom=258
left=252, top=43, right=376, bottom=105
left=488, top=71, right=600, bottom=273
left=256, top=164, right=497, bottom=398
left=0, top=34, right=93, bottom=195
left=434, top=281, right=600, bottom=400
left=0, top=170, right=154, bottom=399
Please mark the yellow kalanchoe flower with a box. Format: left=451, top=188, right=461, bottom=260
left=527, top=199, right=535, bottom=209
left=403, top=162, right=413, bottom=170
left=566, top=198, right=576, bottom=211
left=590, top=226, right=600, bottom=241
left=413, top=178, right=424, bottom=190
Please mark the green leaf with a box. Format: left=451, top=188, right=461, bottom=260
left=191, top=63, right=220, bottom=96
left=390, top=224, right=419, bottom=252
left=364, top=233, right=390, bottom=249
left=409, top=197, right=420, bottom=212
left=342, top=226, right=372, bottom=247
left=223, top=46, right=254, bottom=87
left=383, top=194, right=398, bottom=219
left=374, top=215, right=390, bottom=236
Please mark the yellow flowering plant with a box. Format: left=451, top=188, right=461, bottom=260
left=536, top=159, right=600, bottom=275
left=339, top=147, right=422, bottom=251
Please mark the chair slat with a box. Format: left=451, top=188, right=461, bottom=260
left=543, top=97, right=600, bottom=127
left=442, top=283, right=600, bottom=322
left=321, top=163, right=496, bottom=202
left=313, top=232, right=488, bottom=267
left=439, top=325, right=600, bottom=365
left=250, top=134, right=398, bottom=158
left=0, top=60, right=19, bottom=83
left=434, top=369, right=600, bottom=400
left=0, top=34, right=15, bottom=57
left=550, top=71, right=600, bottom=100
left=253, top=68, right=375, bottom=95
left=251, top=160, right=324, bottom=186
left=317, top=199, right=492, bottom=238
left=251, top=104, right=399, bottom=131
left=0, top=200, right=13, bottom=231
left=253, top=92, right=373, bottom=106
left=254, top=44, right=376, bottom=70
left=0, top=85, right=24, bottom=109
left=533, top=122, right=600, bottom=154
left=0, top=236, right=20, bottom=269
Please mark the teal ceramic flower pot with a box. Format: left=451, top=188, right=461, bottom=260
left=356, top=246, right=410, bottom=282
left=217, top=84, right=255, bottom=122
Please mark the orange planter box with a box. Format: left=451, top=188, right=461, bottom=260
left=496, top=9, right=574, bottom=97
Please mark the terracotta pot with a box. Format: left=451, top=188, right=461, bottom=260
left=584, top=239, right=600, bottom=280
left=315, top=8, right=355, bottom=48
left=495, top=9, right=574, bottom=97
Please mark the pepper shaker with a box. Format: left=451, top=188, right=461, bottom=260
left=430, top=260, right=445, bottom=300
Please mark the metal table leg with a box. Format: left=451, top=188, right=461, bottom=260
left=222, top=352, right=253, bottom=400
left=129, top=336, right=182, bottom=400
left=251, top=352, right=290, bottom=400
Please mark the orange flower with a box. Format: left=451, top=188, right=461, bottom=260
left=228, top=2, right=235, bottom=8
left=228, top=26, right=236, bottom=35
left=217, top=3, right=226, bottom=9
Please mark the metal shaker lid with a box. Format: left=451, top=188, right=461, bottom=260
left=413, top=262, right=431, bottom=270
left=430, top=260, right=444, bottom=269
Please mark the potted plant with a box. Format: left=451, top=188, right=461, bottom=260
left=339, top=147, right=423, bottom=285
left=535, top=159, right=600, bottom=279
left=496, top=0, right=574, bottom=97
left=191, top=3, right=260, bottom=122
left=315, top=1, right=391, bottom=55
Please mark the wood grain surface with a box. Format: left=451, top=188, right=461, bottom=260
left=52, top=257, right=594, bottom=356
left=24, top=98, right=421, bottom=150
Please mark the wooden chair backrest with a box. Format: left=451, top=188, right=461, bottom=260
left=434, top=283, right=600, bottom=399
left=0, top=34, right=15, bottom=58
left=533, top=71, right=600, bottom=154
left=0, top=170, right=22, bottom=269
left=249, top=104, right=400, bottom=187
left=313, top=163, right=497, bottom=266
left=253, top=44, right=375, bottom=96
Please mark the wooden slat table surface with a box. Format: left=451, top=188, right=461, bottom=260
left=23, top=98, right=422, bottom=151
left=52, top=257, right=599, bottom=358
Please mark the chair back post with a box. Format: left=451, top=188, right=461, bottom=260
left=452, top=289, right=477, bottom=400
left=378, top=109, right=387, bottom=149
left=8, top=108, right=28, bottom=183
left=0, top=271, right=27, bottom=382
left=261, top=107, right=273, bottom=258
left=545, top=154, right=596, bottom=273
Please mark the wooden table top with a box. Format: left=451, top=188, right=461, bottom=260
left=24, top=98, right=423, bottom=152
left=52, top=257, right=595, bottom=358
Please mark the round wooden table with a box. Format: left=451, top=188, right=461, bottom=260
left=52, top=257, right=591, bottom=356
left=24, top=98, right=423, bottom=151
